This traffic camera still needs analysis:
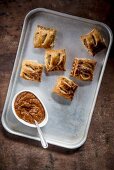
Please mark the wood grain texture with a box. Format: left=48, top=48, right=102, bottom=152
left=0, top=0, right=114, bottom=170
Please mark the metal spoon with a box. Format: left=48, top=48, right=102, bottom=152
left=34, top=120, right=48, bottom=149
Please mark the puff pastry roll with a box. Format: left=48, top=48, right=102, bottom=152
left=81, top=28, right=106, bottom=56
left=34, top=25, right=56, bottom=48
left=20, top=60, right=43, bottom=82
left=45, top=49, right=66, bottom=72
left=53, top=76, right=78, bottom=100
left=70, top=58, right=96, bottom=81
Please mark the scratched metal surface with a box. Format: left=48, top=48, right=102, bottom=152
left=1, top=8, right=112, bottom=149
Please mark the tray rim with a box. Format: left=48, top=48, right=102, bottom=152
left=1, top=8, right=113, bottom=149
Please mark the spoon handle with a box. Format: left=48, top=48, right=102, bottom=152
left=34, top=120, right=48, bottom=149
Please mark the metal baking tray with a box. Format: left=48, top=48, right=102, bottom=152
left=1, top=8, right=113, bottom=149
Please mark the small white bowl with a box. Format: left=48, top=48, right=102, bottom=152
left=12, top=90, right=48, bottom=128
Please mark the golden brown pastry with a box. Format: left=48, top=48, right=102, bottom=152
left=45, top=49, right=66, bottom=72
left=34, top=25, right=56, bottom=48
left=70, top=58, right=97, bottom=81
left=80, top=28, right=106, bottom=56
left=53, top=76, right=78, bottom=100
left=20, top=60, right=43, bottom=82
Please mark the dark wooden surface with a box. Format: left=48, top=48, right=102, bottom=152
left=0, top=0, right=114, bottom=170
